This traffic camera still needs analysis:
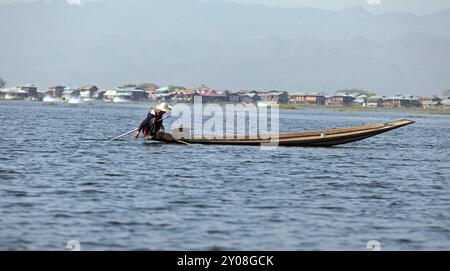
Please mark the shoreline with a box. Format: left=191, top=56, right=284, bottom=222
left=1, top=99, right=450, bottom=115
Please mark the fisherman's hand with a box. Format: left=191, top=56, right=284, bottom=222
left=133, top=132, right=139, bottom=140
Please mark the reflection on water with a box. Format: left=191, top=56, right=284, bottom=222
left=0, top=101, right=449, bottom=250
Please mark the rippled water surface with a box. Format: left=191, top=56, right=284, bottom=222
left=0, top=101, right=449, bottom=250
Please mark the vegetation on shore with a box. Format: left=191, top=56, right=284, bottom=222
left=335, top=89, right=377, bottom=97
left=0, top=77, right=5, bottom=88
left=119, top=83, right=188, bottom=93
left=120, top=83, right=160, bottom=90
left=330, top=105, right=450, bottom=115
left=281, top=103, right=450, bottom=115
left=277, top=104, right=298, bottom=110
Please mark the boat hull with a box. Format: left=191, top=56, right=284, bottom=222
left=4, top=94, right=25, bottom=100
left=155, top=119, right=414, bottom=147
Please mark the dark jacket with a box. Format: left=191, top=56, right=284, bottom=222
left=138, top=111, right=164, bottom=138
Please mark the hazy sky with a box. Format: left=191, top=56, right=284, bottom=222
left=2, top=0, right=450, bottom=94
left=1, top=0, right=450, bottom=14
left=213, top=0, right=450, bottom=14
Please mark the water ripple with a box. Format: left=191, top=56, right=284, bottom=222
left=1, top=102, right=449, bottom=250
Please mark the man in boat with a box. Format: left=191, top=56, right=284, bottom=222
left=133, top=102, right=172, bottom=140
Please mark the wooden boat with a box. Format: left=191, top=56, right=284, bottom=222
left=156, top=119, right=414, bottom=147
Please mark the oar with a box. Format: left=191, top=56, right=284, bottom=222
left=107, top=128, right=138, bottom=142
left=157, top=131, right=190, bottom=145
left=174, top=139, right=190, bottom=145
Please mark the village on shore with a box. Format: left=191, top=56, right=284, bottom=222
left=1, top=83, right=450, bottom=109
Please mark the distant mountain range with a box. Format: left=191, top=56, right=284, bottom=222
left=1, top=0, right=449, bottom=95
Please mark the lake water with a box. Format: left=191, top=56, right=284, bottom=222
left=0, top=101, right=449, bottom=250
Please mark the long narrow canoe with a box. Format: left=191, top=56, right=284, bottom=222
left=156, top=119, right=414, bottom=147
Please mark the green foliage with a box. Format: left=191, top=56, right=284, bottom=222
left=169, top=85, right=186, bottom=92
left=120, top=83, right=137, bottom=88
left=120, top=83, right=160, bottom=90
left=278, top=103, right=297, bottom=110
left=138, top=83, right=159, bottom=90
left=335, top=89, right=376, bottom=97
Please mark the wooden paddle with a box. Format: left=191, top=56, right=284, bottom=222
left=156, top=131, right=191, bottom=145
left=107, top=128, right=138, bottom=142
